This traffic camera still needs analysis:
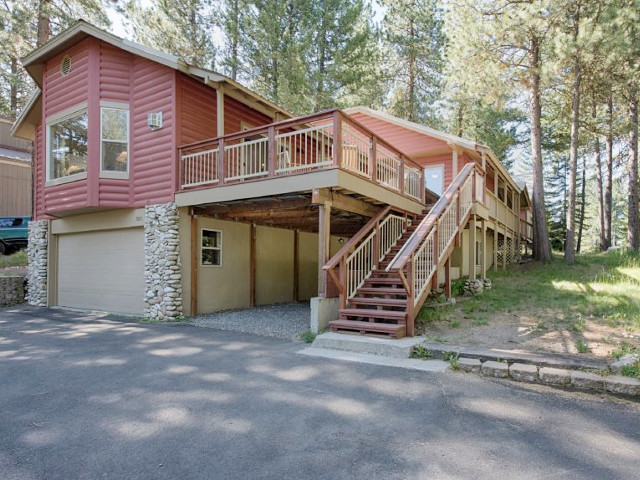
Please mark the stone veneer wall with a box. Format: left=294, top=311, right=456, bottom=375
left=26, top=220, right=48, bottom=306
left=0, top=276, right=25, bottom=306
left=144, top=203, right=183, bottom=319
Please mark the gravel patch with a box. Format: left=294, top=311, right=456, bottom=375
left=190, top=302, right=310, bottom=340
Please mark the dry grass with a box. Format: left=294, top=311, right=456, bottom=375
left=416, top=251, right=640, bottom=359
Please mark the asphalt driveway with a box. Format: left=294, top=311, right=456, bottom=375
left=1, top=306, right=639, bottom=480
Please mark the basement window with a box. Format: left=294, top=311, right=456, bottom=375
left=201, top=229, right=222, bottom=267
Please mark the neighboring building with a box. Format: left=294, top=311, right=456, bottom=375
left=12, top=21, right=532, bottom=337
left=0, top=117, right=32, bottom=216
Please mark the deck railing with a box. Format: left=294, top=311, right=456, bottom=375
left=486, top=190, right=520, bottom=233
left=179, top=109, right=425, bottom=204
left=323, top=207, right=411, bottom=308
left=520, top=218, right=533, bottom=241
left=385, top=163, right=484, bottom=334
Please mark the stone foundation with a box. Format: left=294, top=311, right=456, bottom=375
left=144, top=203, right=183, bottom=319
left=26, top=220, right=48, bottom=306
left=0, top=276, right=26, bottom=306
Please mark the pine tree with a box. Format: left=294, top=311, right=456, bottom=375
left=381, top=0, right=445, bottom=126
left=127, top=0, right=216, bottom=69
left=0, top=0, right=111, bottom=119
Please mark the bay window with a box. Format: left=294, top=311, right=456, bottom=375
left=48, top=108, right=88, bottom=180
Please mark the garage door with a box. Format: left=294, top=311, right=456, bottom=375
left=57, top=228, right=144, bottom=315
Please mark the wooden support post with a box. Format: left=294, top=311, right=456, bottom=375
left=318, top=202, right=331, bottom=297
left=216, top=86, right=225, bottom=137
left=218, top=138, right=226, bottom=185
left=190, top=211, right=198, bottom=315
left=369, top=136, right=377, bottom=182
left=451, top=146, right=459, bottom=178
left=469, top=214, right=477, bottom=280
left=444, top=257, right=451, bottom=298
left=481, top=219, right=487, bottom=279
left=293, top=229, right=299, bottom=302
left=502, top=225, right=507, bottom=270
left=250, top=223, right=256, bottom=307
left=493, top=223, right=498, bottom=272
left=268, top=126, right=276, bottom=177
left=406, top=264, right=415, bottom=337
left=333, top=111, right=343, bottom=167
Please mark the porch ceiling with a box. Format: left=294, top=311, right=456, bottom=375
left=192, top=193, right=373, bottom=236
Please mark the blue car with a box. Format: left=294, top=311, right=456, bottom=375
left=0, top=217, right=31, bottom=255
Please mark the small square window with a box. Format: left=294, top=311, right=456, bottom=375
left=201, top=229, right=222, bottom=267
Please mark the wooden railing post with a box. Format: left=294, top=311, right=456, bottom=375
left=333, top=111, right=343, bottom=167
left=399, top=157, right=405, bottom=195
left=373, top=220, right=381, bottom=269
left=406, top=262, right=415, bottom=336
left=268, top=126, right=276, bottom=177
left=339, top=257, right=347, bottom=309
left=369, top=136, right=377, bottom=183
left=218, top=138, right=226, bottom=185
left=178, top=148, right=184, bottom=189
left=420, top=168, right=425, bottom=204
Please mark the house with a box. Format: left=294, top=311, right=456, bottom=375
left=12, top=21, right=532, bottom=337
left=0, top=117, right=32, bottom=217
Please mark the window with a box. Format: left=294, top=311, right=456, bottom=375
left=48, top=109, right=88, bottom=180
left=476, top=240, right=483, bottom=266
left=201, top=229, right=222, bottom=267
left=424, top=165, right=444, bottom=196
left=101, top=107, right=129, bottom=173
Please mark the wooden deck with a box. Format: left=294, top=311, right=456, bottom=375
left=178, top=109, right=426, bottom=205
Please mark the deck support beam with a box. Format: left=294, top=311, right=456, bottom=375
left=318, top=202, right=332, bottom=297
left=217, top=86, right=225, bottom=137
left=190, top=210, right=198, bottom=315
left=481, top=219, right=487, bottom=279
left=469, top=214, right=477, bottom=280
left=502, top=225, right=507, bottom=270
left=293, top=229, right=299, bottom=302
left=250, top=223, right=256, bottom=307
left=312, top=188, right=379, bottom=218
left=444, top=257, right=451, bottom=298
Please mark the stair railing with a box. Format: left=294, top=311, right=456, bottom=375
left=324, top=207, right=412, bottom=309
left=386, top=163, right=484, bottom=334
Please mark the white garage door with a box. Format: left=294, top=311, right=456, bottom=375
left=57, top=228, right=144, bottom=315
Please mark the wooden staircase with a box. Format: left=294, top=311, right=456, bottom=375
left=329, top=211, right=428, bottom=338
left=324, top=163, right=484, bottom=339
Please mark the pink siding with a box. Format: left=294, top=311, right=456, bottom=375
left=179, top=75, right=217, bottom=145
left=43, top=40, right=90, bottom=118
left=99, top=43, right=131, bottom=103
left=348, top=112, right=448, bottom=159
left=130, top=57, right=175, bottom=205
left=224, top=95, right=272, bottom=133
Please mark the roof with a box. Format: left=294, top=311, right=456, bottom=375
left=345, top=106, right=521, bottom=193
left=13, top=20, right=292, bottom=140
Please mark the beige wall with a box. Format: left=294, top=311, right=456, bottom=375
left=0, top=159, right=32, bottom=216
left=255, top=226, right=294, bottom=305
left=179, top=210, right=348, bottom=314
left=198, top=217, right=251, bottom=313
left=449, top=224, right=495, bottom=280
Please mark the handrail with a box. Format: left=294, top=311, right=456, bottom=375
left=323, top=206, right=391, bottom=271
left=387, top=163, right=478, bottom=271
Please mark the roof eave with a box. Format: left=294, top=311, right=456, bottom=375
left=11, top=89, right=41, bottom=141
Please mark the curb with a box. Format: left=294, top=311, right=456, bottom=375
left=452, top=356, right=640, bottom=398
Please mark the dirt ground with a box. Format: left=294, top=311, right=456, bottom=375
left=419, top=302, right=639, bottom=359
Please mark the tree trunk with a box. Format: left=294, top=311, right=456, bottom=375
left=592, top=100, right=605, bottom=251
left=577, top=154, right=586, bottom=253
left=10, top=57, right=18, bottom=117
left=37, top=0, right=51, bottom=46
left=628, top=87, right=639, bottom=250
left=565, top=64, right=580, bottom=263
left=604, top=93, right=613, bottom=248
left=230, top=0, right=239, bottom=81
left=529, top=36, right=552, bottom=261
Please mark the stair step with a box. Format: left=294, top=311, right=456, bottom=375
left=363, top=277, right=404, bottom=285
left=340, top=308, right=407, bottom=320
left=357, top=287, right=407, bottom=296
left=329, top=320, right=406, bottom=338
left=349, top=297, right=407, bottom=307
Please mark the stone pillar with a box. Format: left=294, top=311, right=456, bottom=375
left=26, top=220, right=49, bottom=307
left=144, top=203, right=183, bottom=319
